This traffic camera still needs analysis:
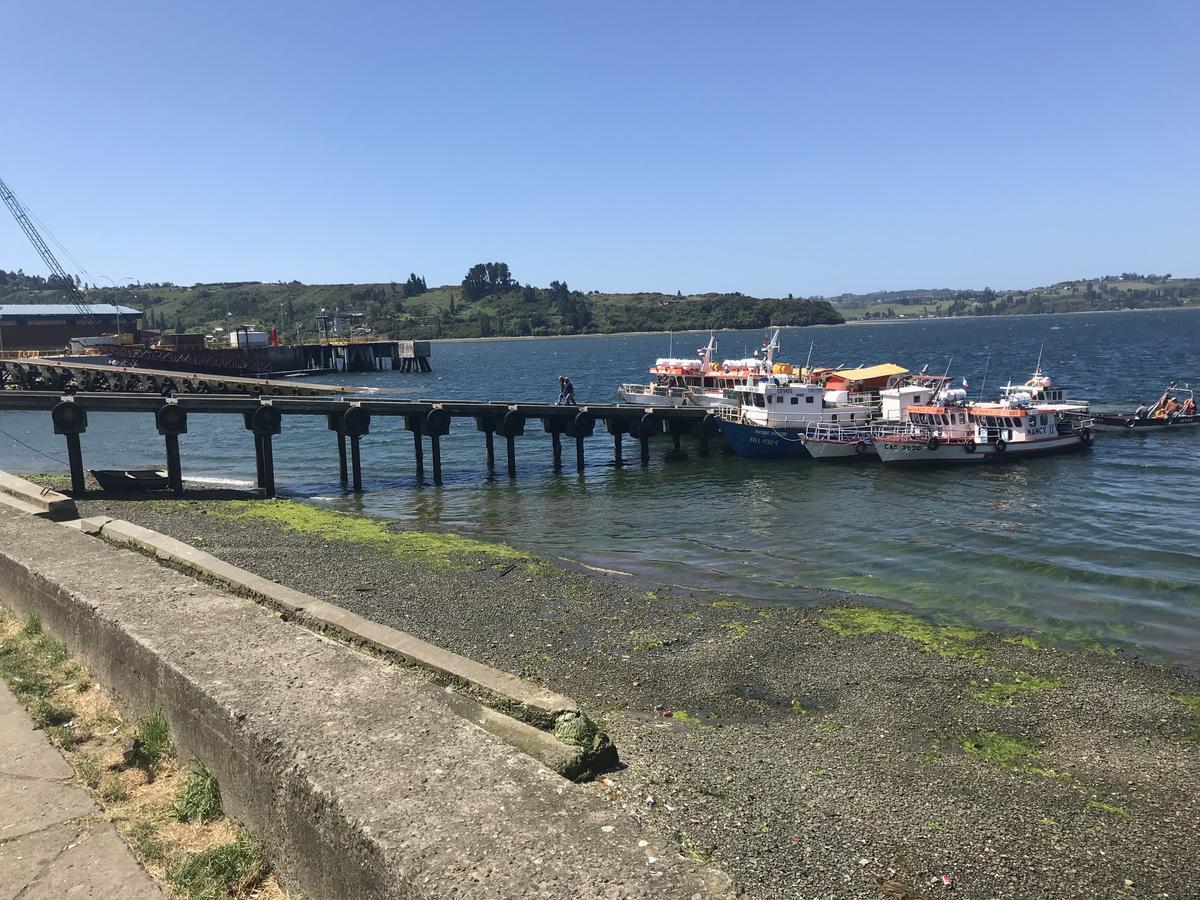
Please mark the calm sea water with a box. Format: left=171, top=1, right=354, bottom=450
left=3, top=309, right=1198, bottom=664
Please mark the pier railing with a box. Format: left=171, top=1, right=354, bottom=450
left=0, top=391, right=722, bottom=497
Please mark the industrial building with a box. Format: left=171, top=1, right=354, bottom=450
left=0, top=304, right=141, bottom=352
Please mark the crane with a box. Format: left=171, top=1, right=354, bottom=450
left=0, top=175, right=99, bottom=326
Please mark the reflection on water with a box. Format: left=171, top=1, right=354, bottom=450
left=1, top=310, right=1199, bottom=664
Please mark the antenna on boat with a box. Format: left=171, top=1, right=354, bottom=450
left=804, top=341, right=814, bottom=375
left=978, top=352, right=991, bottom=401
left=668, top=331, right=674, bottom=357
left=1034, top=341, right=1044, bottom=376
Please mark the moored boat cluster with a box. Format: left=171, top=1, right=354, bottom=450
left=617, top=331, right=1195, bottom=465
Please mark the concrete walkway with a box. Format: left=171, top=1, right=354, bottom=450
left=0, top=681, right=163, bottom=899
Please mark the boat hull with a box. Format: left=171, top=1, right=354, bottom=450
left=715, top=418, right=810, bottom=457
left=616, top=388, right=688, bottom=408
left=802, top=437, right=877, bottom=460
left=90, top=469, right=170, bottom=491
left=876, top=433, right=1090, bottom=465
left=1091, top=414, right=1199, bottom=432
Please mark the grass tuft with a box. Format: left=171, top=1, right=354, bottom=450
left=166, top=837, right=270, bottom=900
left=134, top=712, right=173, bottom=769
left=170, top=764, right=223, bottom=824
left=127, top=819, right=167, bottom=864
left=1172, top=694, right=1200, bottom=711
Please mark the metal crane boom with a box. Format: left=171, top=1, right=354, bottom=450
left=0, top=175, right=99, bottom=324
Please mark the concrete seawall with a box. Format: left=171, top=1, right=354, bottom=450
left=0, top=507, right=736, bottom=899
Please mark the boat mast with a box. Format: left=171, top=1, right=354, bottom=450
left=978, top=352, right=991, bottom=401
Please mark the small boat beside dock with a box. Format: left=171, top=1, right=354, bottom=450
left=1091, top=385, right=1198, bottom=431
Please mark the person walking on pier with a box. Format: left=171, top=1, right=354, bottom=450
left=557, top=375, right=577, bottom=406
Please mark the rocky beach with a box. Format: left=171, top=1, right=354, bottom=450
left=44, top=481, right=1200, bottom=900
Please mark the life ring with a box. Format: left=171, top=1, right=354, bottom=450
left=927, top=436, right=940, bottom=451
left=855, top=440, right=868, bottom=455
left=995, top=438, right=1007, bottom=453
left=964, top=439, right=976, bottom=454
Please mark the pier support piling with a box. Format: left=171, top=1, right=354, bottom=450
left=51, top=400, right=89, bottom=495
left=413, top=427, right=425, bottom=479
left=672, top=432, right=682, bottom=453
left=485, top=430, right=495, bottom=471
left=640, top=436, right=651, bottom=466
left=613, top=432, right=623, bottom=467
left=337, top=432, right=348, bottom=485
left=551, top=432, right=562, bottom=469
left=349, top=435, right=363, bottom=493
left=575, top=436, right=586, bottom=472
left=164, top=435, right=183, bottom=495
left=430, top=435, right=443, bottom=485
left=506, top=435, right=517, bottom=478
left=66, top=434, right=85, bottom=495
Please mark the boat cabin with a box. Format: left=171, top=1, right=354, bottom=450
left=728, top=378, right=872, bottom=426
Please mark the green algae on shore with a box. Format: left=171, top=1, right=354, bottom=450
left=971, top=672, right=1062, bottom=706
left=211, top=500, right=527, bottom=566
left=821, top=607, right=988, bottom=662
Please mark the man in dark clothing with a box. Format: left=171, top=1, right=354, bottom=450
left=557, top=375, right=577, bottom=405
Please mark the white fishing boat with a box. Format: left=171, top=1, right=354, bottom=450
left=874, top=385, right=1095, bottom=465
left=800, top=378, right=940, bottom=460
left=617, top=333, right=774, bottom=408
left=715, top=378, right=873, bottom=457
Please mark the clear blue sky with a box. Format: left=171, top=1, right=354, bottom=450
left=2, top=1, right=1197, bottom=296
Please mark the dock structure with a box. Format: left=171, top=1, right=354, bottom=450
left=0, top=358, right=362, bottom=397
left=0, top=391, right=719, bottom=496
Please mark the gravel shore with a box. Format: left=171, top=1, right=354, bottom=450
left=63, top=485, right=1200, bottom=900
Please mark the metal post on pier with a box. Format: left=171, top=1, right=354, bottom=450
left=51, top=400, right=88, bottom=495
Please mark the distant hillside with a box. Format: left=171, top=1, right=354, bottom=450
left=0, top=267, right=844, bottom=340
left=829, top=274, right=1200, bottom=320
left=3, top=266, right=1197, bottom=339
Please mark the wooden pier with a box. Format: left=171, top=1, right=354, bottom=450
left=0, top=358, right=363, bottom=397
left=0, top=391, right=720, bottom=496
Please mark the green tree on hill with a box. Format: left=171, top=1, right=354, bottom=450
left=462, top=262, right=515, bottom=301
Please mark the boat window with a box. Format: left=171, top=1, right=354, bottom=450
left=832, top=414, right=838, bottom=421
left=790, top=396, right=799, bottom=405
left=754, top=394, right=765, bottom=407
left=850, top=413, right=856, bottom=420
left=806, top=396, right=815, bottom=404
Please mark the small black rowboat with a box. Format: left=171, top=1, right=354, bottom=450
left=90, top=469, right=170, bottom=492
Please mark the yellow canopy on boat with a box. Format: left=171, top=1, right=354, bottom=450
left=830, top=363, right=909, bottom=382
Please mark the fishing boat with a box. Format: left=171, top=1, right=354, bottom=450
left=874, top=386, right=1095, bottom=465
left=714, top=378, right=873, bottom=457
left=90, top=469, right=170, bottom=491
left=1091, top=385, right=1198, bottom=432
left=618, top=335, right=750, bottom=407
left=799, top=374, right=942, bottom=460
left=618, top=331, right=792, bottom=408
